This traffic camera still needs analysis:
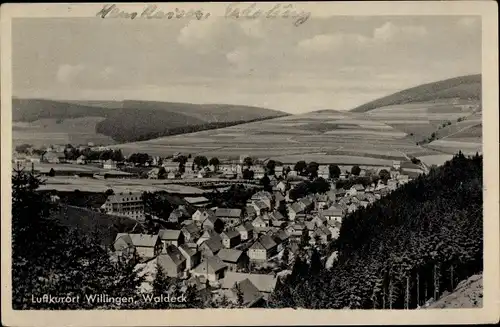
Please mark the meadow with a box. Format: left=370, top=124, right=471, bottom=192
left=111, top=108, right=444, bottom=164
left=12, top=117, right=116, bottom=147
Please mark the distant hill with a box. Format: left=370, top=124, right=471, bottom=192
left=12, top=98, right=288, bottom=144
left=350, top=74, right=481, bottom=113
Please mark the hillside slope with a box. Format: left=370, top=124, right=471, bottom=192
left=350, top=74, right=481, bottom=113
left=426, top=274, right=483, bottom=308
left=12, top=98, right=287, bottom=144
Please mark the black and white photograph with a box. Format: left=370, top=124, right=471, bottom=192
left=1, top=2, right=498, bottom=326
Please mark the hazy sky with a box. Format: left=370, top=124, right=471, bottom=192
left=12, top=15, right=481, bottom=113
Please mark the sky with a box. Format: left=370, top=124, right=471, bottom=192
left=12, top=14, right=481, bottom=114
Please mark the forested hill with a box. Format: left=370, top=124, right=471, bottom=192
left=12, top=98, right=288, bottom=143
left=350, top=74, right=481, bottom=112
left=270, top=152, right=483, bottom=309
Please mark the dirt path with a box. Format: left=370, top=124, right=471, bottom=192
left=440, top=123, right=480, bottom=141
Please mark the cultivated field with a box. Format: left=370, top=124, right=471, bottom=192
left=12, top=117, right=116, bottom=147
left=111, top=109, right=446, bottom=165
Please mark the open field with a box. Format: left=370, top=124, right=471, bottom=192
left=38, top=176, right=209, bottom=194
left=111, top=108, right=447, bottom=165
left=17, top=96, right=480, bottom=166
left=417, top=154, right=455, bottom=167
left=13, top=117, right=116, bottom=147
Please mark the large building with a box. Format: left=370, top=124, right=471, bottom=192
left=103, top=192, right=145, bottom=221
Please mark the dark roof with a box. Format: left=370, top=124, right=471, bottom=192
left=235, top=278, right=264, bottom=306
left=245, top=206, right=257, bottom=216
left=182, top=223, right=201, bottom=235
left=273, top=192, right=285, bottom=202
left=268, top=211, right=285, bottom=221
left=158, top=229, right=182, bottom=241
left=274, top=230, right=289, bottom=242
left=290, top=203, right=304, bottom=213
left=258, top=235, right=277, bottom=250
left=253, top=200, right=269, bottom=210
left=221, top=229, right=241, bottom=239
left=158, top=245, right=186, bottom=266
left=179, top=243, right=198, bottom=257
left=221, top=272, right=277, bottom=293
left=216, top=208, right=242, bottom=218
left=203, top=237, right=223, bottom=253
left=217, top=249, right=244, bottom=263
left=323, top=206, right=343, bottom=216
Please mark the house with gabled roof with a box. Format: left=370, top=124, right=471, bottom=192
left=251, top=216, right=268, bottom=229
left=299, top=197, right=314, bottom=211
left=273, top=191, right=286, bottom=206
left=41, top=152, right=65, bottom=164
left=349, top=184, right=365, bottom=196
left=270, top=219, right=286, bottom=228
left=252, top=200, right=270, bottom=216
left=267, top=211, right=285, bottom=221
left=275, top=181, right=287, bottom=193
left=168, top=206, right=190, bottom=223
left=181, top=223, right=201, bottom=243
left=215, top=208, right=243, bottom=226
left=217, top=248, right=249, bottom=271
left=287, top=202, right=304, bottom=221
left=192, top=208, right=216, bottom=224
left=226, top=278, right=265, bottom=307
left=221, top=272, right=278, bottom=299
left=113, top=233, right=136, bottom=258
left=313, top=225, right=332, bottom=245
left=76, top=155, right=87, bottom=165
left=235, top=222, right=254, bottom=241
left=245, top=205, right=258, bottom=219
left=248, top=235, right=277, bottom=262
left=314, top=193, right=329, bottom=210
left=158, top=229, right=184, bottom=249
left=326, top=190, right=336, bottom=203
left=322, top=205, right=344, bottom=223
left=221, top=230, right=241, bottom=249
left=178, top=244, right=201, bottom=271
left=196, top=230, right=221, bottom=246
left=202, top=216, right=224, bottom=233
left=251, top=191, right=273, bottom=208
left=157, top=245, right=187, bottom=278
left=192, top=256, right=228, bottom=283
left=327, top=220, right=341, bottom=240
left=127, top=233, right=162, bottom=260
left=274, top=229, right=289, bottom=246
left=311, top=213, right=327, bottom=227
left=199, top=236, right=224, bottom=258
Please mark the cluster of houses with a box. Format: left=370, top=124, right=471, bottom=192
left=110, top=165, right=414, bottom=306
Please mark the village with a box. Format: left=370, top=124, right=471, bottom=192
left=13, top=143, right=422, bottom=307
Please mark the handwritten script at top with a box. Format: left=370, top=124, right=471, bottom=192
left=225, top=3, right=311, bottom=26
left=96, top=3, right=311, bottom=26
left=96, top=4, right=211, bottom=20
